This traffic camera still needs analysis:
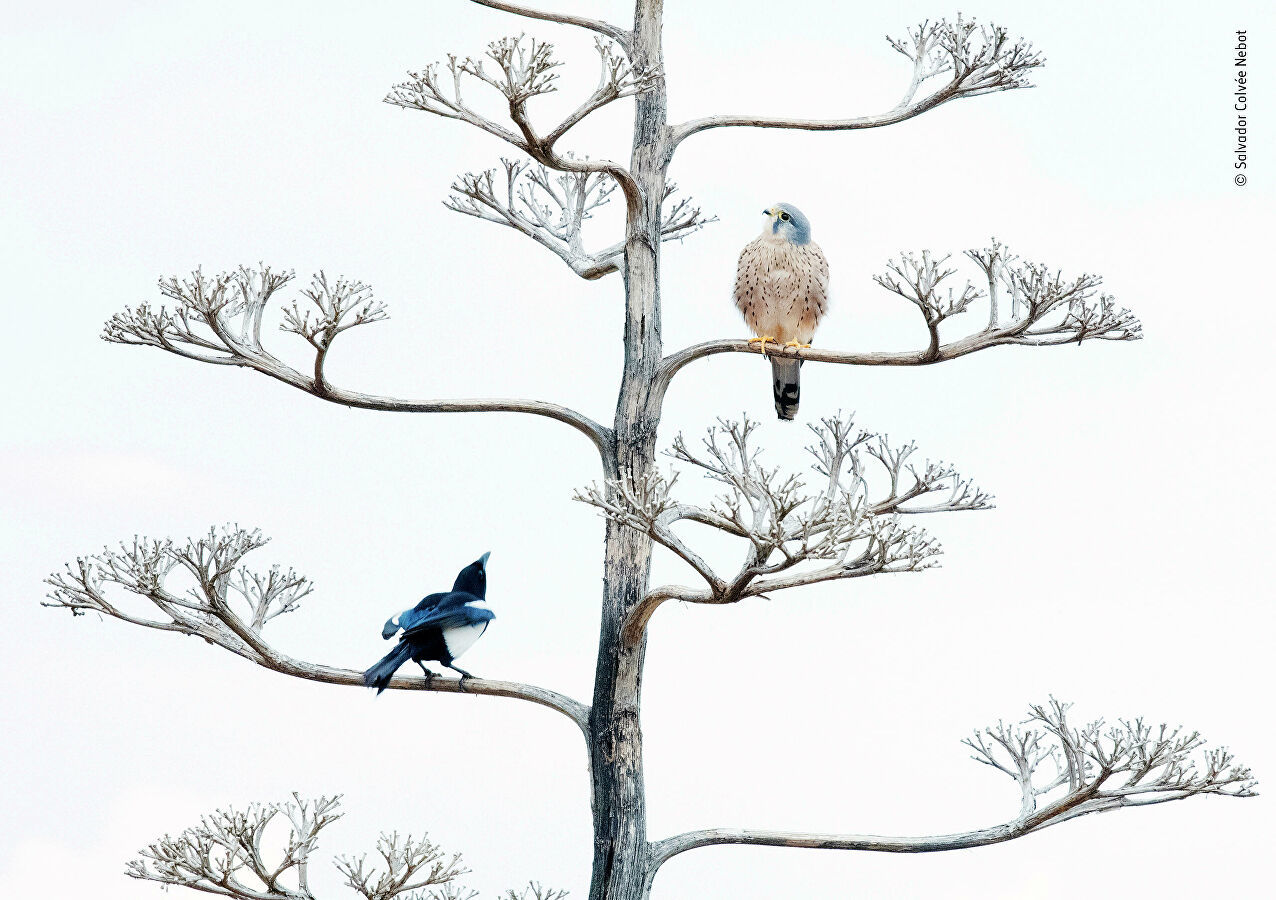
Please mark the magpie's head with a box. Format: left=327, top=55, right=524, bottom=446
left=452, top=551, right=491, bottom=599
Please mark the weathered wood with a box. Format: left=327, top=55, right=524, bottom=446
left=584, top=4, right=667, bottom=898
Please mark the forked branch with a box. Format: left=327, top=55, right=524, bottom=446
left=103, top=267, right=611, bottom=456
left=45, top=527, right=590, bottom=733
left=576, top=414, right=991, bottom=643
left=386, top=34, right=651, bottom=210
left=671, top=16, right=1043, bottom=147
left=446, top=160, right=713, bottom=280
left=650, top=699, right=1255, bottom=869
left=337, top=830, right=470, bottom=900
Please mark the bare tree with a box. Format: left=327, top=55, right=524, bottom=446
left=47, top=4, right=1251, bottom=900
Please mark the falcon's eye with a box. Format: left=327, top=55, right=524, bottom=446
left=780, top=212, right=790, bottom=221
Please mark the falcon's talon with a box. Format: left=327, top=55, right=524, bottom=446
left=783, top=341, right=811, bottom=350
left=747, top=335, right=777, bottom=355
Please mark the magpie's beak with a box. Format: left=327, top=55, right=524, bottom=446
left=478, top=551, right=491, bottom=568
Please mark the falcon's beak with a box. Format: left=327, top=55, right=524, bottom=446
left=763, top=208, right=772, bottom=216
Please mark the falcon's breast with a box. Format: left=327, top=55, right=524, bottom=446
left=734, top=237, right=830, bottom=344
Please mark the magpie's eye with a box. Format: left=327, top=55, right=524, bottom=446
left=780, top=212, right=790, bottom=221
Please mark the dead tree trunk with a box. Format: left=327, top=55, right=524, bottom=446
left=587, top=6, right=668, bottom=897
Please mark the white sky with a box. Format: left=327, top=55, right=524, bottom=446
left=2, top=1, right=1273, bottom=898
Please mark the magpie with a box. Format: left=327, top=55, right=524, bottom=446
left=363, top=552, right=495, bottom=694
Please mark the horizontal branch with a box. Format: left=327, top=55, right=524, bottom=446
left=659, top=331, right=1004, bottom=387
left=46, top=528, right=591, bottom=735
left=670, top=17, right=1043, bottom=149
left=470, top=0, right=633, bottom=56
left=650, top=698, right=1254, bottom=872
left=657, top=240, right=1141, bottom=393
left=104, top=267, right=613, bottom=460
left=257, top=656, right=591, bottom=735
left=671, top=85, right=960, bottom=147
left=658, top=326, right=1139, bottom=385
left=266, top=366, right=612, bottom=460
left=653, top=821, right=1026, bottom=866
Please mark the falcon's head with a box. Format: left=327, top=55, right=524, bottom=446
left=763, top=203, right=812, bottom=245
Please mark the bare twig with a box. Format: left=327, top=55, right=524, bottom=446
left=502, top=885, right=569, bottom=900
left=281, top=273, right=386, bottom=391
left=546, top=38, right=660, bottom=145
left=103, top=266, right=612, bottom=456
left=874, top=251, right=982, bottom=360
left=127, top=793, right=342, bottom=899
left=46, top=528, right=590, bottom=734
left=671, top=16, right=1043, bottom=147
left=649, top=699, right=1255, bottom=870
left=337, top=831, right=469, bottom=900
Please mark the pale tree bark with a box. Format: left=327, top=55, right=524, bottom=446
left=48, top=4, right=1253, bottom=900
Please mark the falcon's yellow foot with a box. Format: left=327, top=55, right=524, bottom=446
left=783, top=341, right=812, bottom=349
left=747, top=335, right=777, bottom=355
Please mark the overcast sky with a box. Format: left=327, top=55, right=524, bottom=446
left=2, top=1, right=1273, bottom=898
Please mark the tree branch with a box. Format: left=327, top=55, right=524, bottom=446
left=670, top=16, right=1044, bottom=149
left=128, top=792, right=565, bottom=900
left=127, top=794, right=342, bottom=900
left=445, top=160, right=713, bottom=280
left=385, top=34, right=645, bottom=212
left=103, top=267, right=613, bottom=459
left=470, top=0, right=633, bottom=57
left=656, top=240, right=1141, bottom=392
left=46, top=527, right=591, bottom=735
left=575, top=414, right=990, bottom=644
left=337, top=830, right=470, bottom=900
left=649, top=699, right=1255, bottom=871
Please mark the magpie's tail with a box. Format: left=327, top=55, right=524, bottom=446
left=771, top=356, right=801, bottom=420
left=363, top=642, right=414, bottom=694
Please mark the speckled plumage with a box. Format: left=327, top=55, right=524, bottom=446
left=734, top=204, right=829, bottom=419
left=734, top=235, right=829, bottom=345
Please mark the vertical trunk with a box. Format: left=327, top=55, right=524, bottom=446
left=588, top=3, right=667, bottom=900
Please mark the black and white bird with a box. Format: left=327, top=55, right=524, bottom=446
left=363, top=552, right=495, bottom=694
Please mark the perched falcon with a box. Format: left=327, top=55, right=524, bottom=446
left=734, top=203, right=829, bottom=420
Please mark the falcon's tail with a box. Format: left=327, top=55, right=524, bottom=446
left=771, top=357, right=801, bottom=421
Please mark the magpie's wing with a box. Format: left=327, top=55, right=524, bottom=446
left=400, top=594, right=489, bottom=639
left=412, top=591, right=450, bottom=612
left=392, top=592, right=453, bottom=633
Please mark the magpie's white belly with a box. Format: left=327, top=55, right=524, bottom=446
left=441, top=622, right=488, bottom=659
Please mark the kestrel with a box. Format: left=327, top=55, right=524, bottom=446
left=734, top=203, right=829, bottom=420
